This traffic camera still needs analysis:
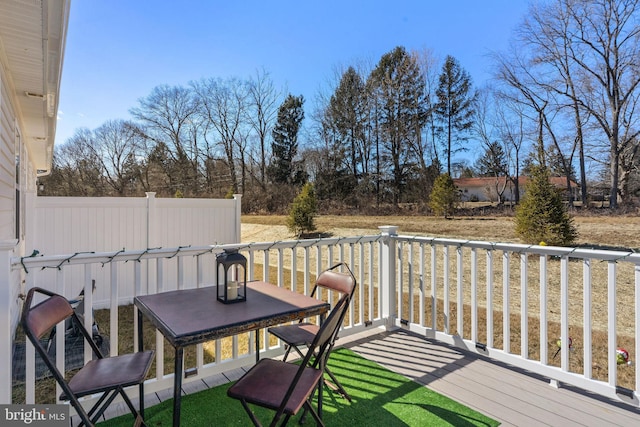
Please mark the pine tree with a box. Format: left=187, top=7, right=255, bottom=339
left=268, top=94, right=305, bottom=185
left=429, top=173, right=460, bottom=218
left=514, top=166, right=577, bottom=246
left=434, top=55, right=476, bottom=176
left=475, top=141, right=508, bottom=177
left=287, top=183, right=318, bottom=237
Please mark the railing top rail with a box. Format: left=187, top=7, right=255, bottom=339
left=396, top=234, right=640, bottom=263
left=11, top=234, right=384, bottom=272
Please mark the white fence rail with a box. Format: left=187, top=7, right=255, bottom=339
left=7, top=225, right=640, bottom=410
left=392, top=231, right=640, bottom=406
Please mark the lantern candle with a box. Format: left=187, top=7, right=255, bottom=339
left=227, top=280, right=238, bottom=300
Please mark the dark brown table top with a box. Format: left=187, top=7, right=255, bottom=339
left=134, top=281, right=330, bottom=348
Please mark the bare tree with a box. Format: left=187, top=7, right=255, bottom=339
left=192, top=77, right=249, bottom=193
left=91, top=120, right=144, bottom=195
left=130, top=85, right=201, bottom=196
left=247, top=69, right=280, bottom=188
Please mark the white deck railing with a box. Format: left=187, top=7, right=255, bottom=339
left=8, top=225, right=640, bottom=409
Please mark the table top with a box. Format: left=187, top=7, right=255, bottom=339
left=134, top=281, right=330, bottom=348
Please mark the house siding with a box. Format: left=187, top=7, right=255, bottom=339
left=0, top=63, right=16, bottom=241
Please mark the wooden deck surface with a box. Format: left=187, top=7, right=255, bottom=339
left=98, top=328, right=640, bottom=426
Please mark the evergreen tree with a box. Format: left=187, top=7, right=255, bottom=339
left=514, top=166, right=577, bottom=246
left=287, top=183, right=317, bottom=237
left=429, top=173, right=460, bottom=218
left=475, top=141, right=508, bottom=177
left=368, top=46, right=428, bottom=205
left=434, top=55, right=476, bottom=176
left=268, top=94, right=305, bottom=185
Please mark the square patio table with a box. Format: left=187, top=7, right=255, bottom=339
left=134, top=280, right=330, bottom=427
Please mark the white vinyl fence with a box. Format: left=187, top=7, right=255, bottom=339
left=24, top=193, right=241, bottom=305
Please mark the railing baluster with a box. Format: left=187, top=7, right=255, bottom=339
left=55, top=268, right=65, bottom=403
left=358, top=241, right=365, bottom=326
left=443, top=245, right=450, bottom=334
left=561, top=256, right=570, bottom=371
left=263, top=249, right=270, bottom=284
left=607, top=261, right=617, bottom=387
left=84, top=266, right=94, bottom=362
left=397, top=241, right=404, bottom=324
left=486, top=249, right=494, bottom=348
left=583, top=258, right=592, bottom=378
left=540, top=254, right=548, bottom=365
left=277, top=247, right=284, bottom=287
left=290, top=247, right=297, bottom=292
left=418, top=242, right=425, bottom=328
left=521, top=252, right=528, bottom=359
left=457, top=245, right=463, bottom=338
left=369, top=242, right=374, bottom=322
left=177, top=255, right=184, bottom=290
left=471, top=248, right=478, bottom=343
left=635, top=264, right=640, bottom=393
left=503, top=250, right=510, bottom=354
left=110, top=262, right=119, bottom=356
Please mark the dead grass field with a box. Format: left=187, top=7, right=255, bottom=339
left=241, top=213, right=640, bottom=249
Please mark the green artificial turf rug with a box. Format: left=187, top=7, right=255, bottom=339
left=100, top=348, right=500, bottom=426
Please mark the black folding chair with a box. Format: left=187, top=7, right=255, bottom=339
left=268, top=263, right=356, bottom=401
left=227, top=293, right=350, bottom=427
left=21, top=287, right=154, bottom=427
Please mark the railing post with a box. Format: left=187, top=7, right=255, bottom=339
left=0, top=240, right=17, bottom=403
left=379, top=226, right=398, bottom=330
left=146, top=192, right=157, bottom=249
left=233, top=194, right=242, bottom=244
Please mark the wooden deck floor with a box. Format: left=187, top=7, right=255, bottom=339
left=99, top=328, right=640, bottom=426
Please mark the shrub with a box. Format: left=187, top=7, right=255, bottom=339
left=287, top=183, right=317, bottom=237
left=514, top=166, right=578, bottom=246
left=429, top=174, right=460, bottom=218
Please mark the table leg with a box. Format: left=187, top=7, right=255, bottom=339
left=173, top=347, right=184, bottom=427
left=255, top=329, right=260, bottom=364
left=137, top=311, right=145, bottom=419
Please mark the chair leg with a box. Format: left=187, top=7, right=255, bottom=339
left=302, top=400, right=325, bottom=427
left=282, top=345, right=292, bottom=362
left=240, top=399, right=263, bottom=427
left=118, top=387, right=147, bottom=426
left=324, top=366, right=351, bottom=402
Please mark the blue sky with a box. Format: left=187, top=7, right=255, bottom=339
left=56, top=1, right=532, bottom=146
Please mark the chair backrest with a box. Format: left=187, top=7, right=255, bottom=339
left=313, top=262, right=356, bottom=301
left=280, top=293, right=350, bottom=406
left=306, top=293, right=350, bottom=366
left=21, top=287, right=104, bottom=384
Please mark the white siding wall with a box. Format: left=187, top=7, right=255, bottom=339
left=1, top=55, right=34, bottom=404
left=0, top=60, right=16, bottom=240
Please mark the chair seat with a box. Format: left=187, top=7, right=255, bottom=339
left=227, top=358, right=323, bottom=415
left=62, top=350, right=154, bottom=399
left=268, top=322, right=319, bottom=347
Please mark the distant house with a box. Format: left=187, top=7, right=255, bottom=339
left=453, top=176, right=579, bottom=203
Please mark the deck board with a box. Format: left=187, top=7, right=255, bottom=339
left=341, top=329, right=640, bottom=427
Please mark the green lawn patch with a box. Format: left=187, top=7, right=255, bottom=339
left=100, top=348, right=499, bottom=426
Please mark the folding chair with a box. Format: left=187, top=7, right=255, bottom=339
left=227, top=293, right=350, bottom=427
left=268, top=262, right=356, bottom=401
left=21, top=287, right=154, bottom=427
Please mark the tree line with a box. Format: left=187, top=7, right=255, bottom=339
left=44, top=0, right=640, bottom=213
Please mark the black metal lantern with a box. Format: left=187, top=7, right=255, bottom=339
left=216, top=249, right=247, bottom=303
